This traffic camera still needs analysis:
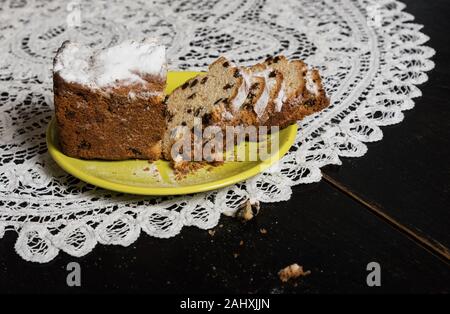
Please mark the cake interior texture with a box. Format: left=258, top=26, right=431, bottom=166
left=53, top=39, right=167, bottom=160
left=162, top=57, right=245, bottom=162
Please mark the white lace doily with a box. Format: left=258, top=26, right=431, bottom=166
left=0, top=0, right=435, bottom=263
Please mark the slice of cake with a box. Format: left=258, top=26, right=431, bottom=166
left=162, top=57, right=253, bottom=166
left=53, top=39, right=167, bottom=160
left=162, top=55, right=329, bottom=172
left=242, top=63, right=284, bottom=125
left=263, top=55, right=329, bottom=128
left=162, top=57, right=285, bottom=171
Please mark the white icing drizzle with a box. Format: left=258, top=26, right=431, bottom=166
left=54, top=38, right=167, bottom=88
left=231, top=69, right=251, bottom=112
left=230, top=66, right=287, bottom=117
left=274, top=81, right=285, bottom=112
left=305, top=68, right=319, bottom=96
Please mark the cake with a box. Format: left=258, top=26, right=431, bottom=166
left=162, top=56, right=329, bottom=171
left=262, top=56, right=329, bottom=128
left=53, top=39, right=167, bottom=160
left=239, top=62, right=284, bottom=125
left=162, top=57, right=243, bottom=162
left=53, top=39, right=329, bottom=171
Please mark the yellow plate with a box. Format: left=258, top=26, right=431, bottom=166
left=47, top=71, right=297, bottom=195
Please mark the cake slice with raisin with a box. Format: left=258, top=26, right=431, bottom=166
left=162, top=55, right=329, bottom=172
left=162, top=56, right=267, bottom=167
left=219, top=62, right=283, bottom=127
left=240, top=63, right=284, bottom=125
left=53, top=39, right=167, bottom=160
left=263, top=55, right=329, bottom=128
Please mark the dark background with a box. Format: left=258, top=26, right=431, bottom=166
left=1, top=0, right=449, bottom=294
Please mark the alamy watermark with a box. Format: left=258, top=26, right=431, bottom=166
left=67, top=1, right=82, bottom=28
left=366, top=4, right=383, bottom=28
left=366, top=261, right=381, bottom=287
left=66, top=261, right=81, bottom=287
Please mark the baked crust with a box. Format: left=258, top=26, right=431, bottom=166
left=53, top=72, right=165, bottom=160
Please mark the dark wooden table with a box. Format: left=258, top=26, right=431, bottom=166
left=0, top=0, right=449, bottom=294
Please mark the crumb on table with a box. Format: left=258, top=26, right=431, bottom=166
left=278, top=263, right=311, bottom=282
left=236, top=199, right=260, bottom=221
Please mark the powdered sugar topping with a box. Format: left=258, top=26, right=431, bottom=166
left=54, top=38, right=167, bottom=88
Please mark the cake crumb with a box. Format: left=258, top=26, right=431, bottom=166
left=239, top=240, right=244, bottom=246
left=208, top=229, right=216, bottom=237
left=173, top=161, right=208, bottom=180
left=278, top=263, right=311, bottom=283
left=260, top=228, right=267, bottom=234
left=143, top=167, right=150, bottom=171
left=236, top=199, right=260, bottom=222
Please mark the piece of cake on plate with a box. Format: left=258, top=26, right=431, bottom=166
left=53, top=38, right=167, bottom=160
left=262, top=55, right=329, bottom=128
left=162, top=55, right=329, bottom=172
left=53, top=38, right=329, bottom=172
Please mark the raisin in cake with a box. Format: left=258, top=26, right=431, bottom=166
left=53, top=39, right=167, bottom=160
